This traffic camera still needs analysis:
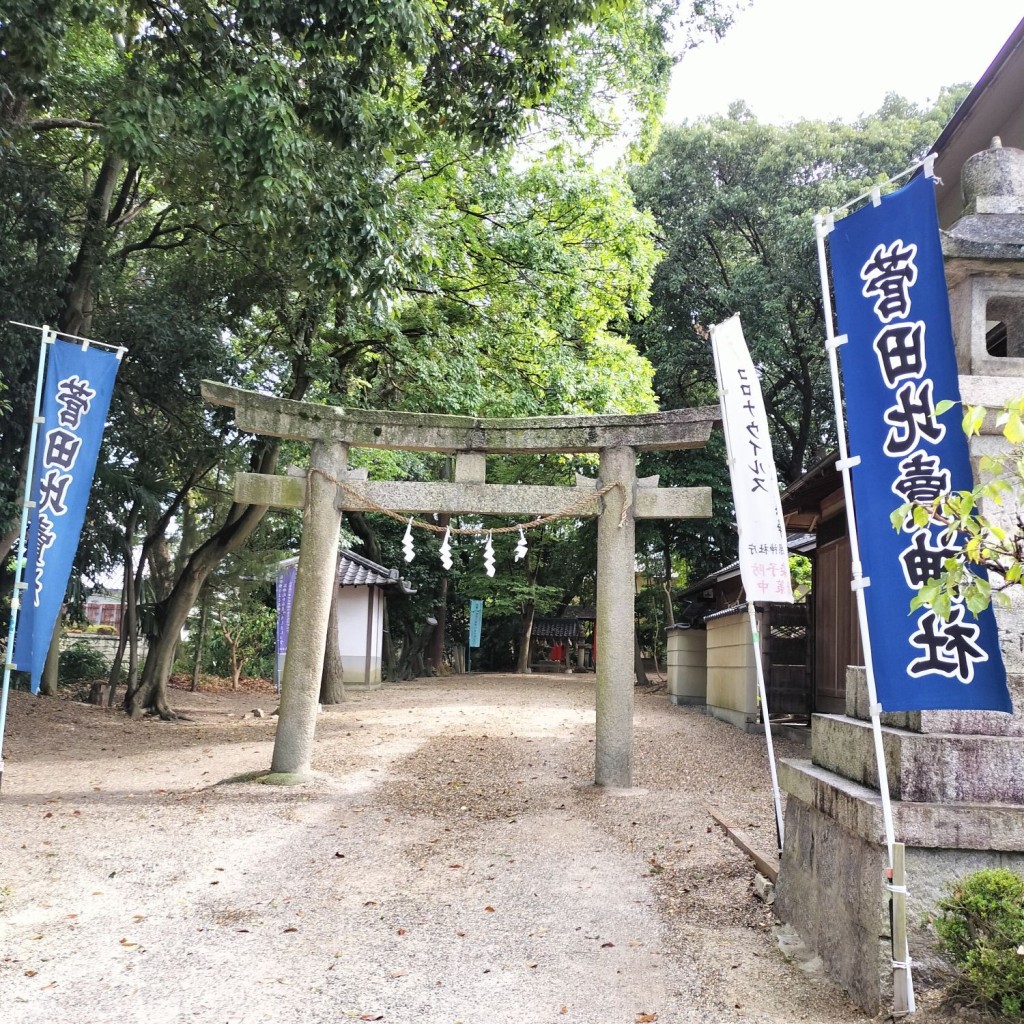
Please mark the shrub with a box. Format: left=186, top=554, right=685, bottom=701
left=58, top=641, right=108, bottom=686
left=935, top=867, right=1024, bottom=1018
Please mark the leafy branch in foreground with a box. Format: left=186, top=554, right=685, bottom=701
left=892, top=397, right=1024, bottom=619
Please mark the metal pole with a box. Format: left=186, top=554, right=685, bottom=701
left=814, top=212, right=915, bottom=1014
left=0, top=324, right=54, bottom=792
left=749, top=601, right=785, bottom=851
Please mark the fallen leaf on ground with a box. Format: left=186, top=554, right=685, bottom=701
left=484, top=906, right=495, bottom=913
left=397, top=928, right=406, bottom=935
left=601, top=942, right=614, bottom=948
left=283, top=927, right=298, bottom=933
left=635, top=1015, right=658, bottom=1023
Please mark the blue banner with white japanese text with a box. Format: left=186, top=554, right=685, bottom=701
left=829, top=173, right=1010, bottom=712
left=13, top=339, right=121, bottom=693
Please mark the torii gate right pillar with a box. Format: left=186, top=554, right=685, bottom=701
left=596, top=446, right=636, bottom=787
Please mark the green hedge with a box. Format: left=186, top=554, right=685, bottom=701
left=935, top=867, right=1024, bottom=1018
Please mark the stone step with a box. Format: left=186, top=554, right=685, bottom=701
left=812, top=712, right=1024, bottom=803
left=844, top=665, right=1020, bottom=736
left=780, top=756, right=1024, bottom=851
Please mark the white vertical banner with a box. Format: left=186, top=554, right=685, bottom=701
left=711, top=314, right=794, bottom=604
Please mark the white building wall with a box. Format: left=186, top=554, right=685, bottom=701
left=334, top=585, right=384, bottom=689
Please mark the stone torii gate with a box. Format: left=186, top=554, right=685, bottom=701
left=202, top=382, right=718, bottom=788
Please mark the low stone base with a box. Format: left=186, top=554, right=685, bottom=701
left=776, top=757, right=1024, bottom=1013
left=669, top=694, right=707, bottom=709
left=708, top=705, right=760, bottom=732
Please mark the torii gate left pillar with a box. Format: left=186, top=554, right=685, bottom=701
left=203, top=382, right=718, bottom=787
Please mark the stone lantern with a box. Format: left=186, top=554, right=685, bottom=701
left=944, top=137, right=1024, bottom=381
left=944, top=137, right=1024, bottom=681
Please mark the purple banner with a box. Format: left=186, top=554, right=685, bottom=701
left=276, top=563, right=296, bottom=655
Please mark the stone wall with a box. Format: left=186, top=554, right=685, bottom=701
left=60, top=631, right=147, bottom=669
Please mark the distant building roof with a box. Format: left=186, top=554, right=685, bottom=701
left=279, top=550, right=415, bottom=594
left=679, top=533, right=816, bottom=599
left=532, top=618, right=581, bottom=640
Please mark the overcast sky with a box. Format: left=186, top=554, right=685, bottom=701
left=667, top=0, right=1023, bottom=124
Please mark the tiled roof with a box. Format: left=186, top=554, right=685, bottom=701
left=532, top=618, right=581, bottom=639
left=337, top=549, right=415, bottom=593
left=278, top=550, right=414, bottom=593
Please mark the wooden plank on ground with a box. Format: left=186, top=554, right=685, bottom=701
left=709, top=808, right=780, bottom=882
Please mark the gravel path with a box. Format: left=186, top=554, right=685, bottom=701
left=0, top=674, right=941, bottom=1022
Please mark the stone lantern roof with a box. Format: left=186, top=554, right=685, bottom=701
left=941, top=138, right=1024, bottom=379
left=943, top=137, right=1024, bottom=284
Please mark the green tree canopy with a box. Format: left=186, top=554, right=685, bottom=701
left=629, top=87, right=970, bottom=582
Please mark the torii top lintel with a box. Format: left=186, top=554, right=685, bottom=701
left=201, top=382, right=720, bottom=454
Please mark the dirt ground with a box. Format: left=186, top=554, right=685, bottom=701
left=0, top=674, right=964, bottom=1023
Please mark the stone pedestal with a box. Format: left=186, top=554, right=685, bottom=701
left=775, top=667, right=1024, bottom=1014
left=666, top=624, right=707, bottom=707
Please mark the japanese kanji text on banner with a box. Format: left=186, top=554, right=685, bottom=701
left=12, top=339, right=121, bottom=694
left=828, top=172, right=1010, bottom=713
left=711, top=315, right=794, bottom=605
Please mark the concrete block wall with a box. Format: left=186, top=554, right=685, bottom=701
left=705, top=610, right=758, bottom=729
left=666, top=627, right=707, bottom=706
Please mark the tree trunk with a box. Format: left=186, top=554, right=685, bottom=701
left=191, top=589, right=209, bottom=691
left=60, top=153, right=124, bottom=337
left=398, top=618, right=436, bottom=680
left=218, top=610, right=243, bottom=690
left=129, top=443, right=282, bottom=718
left=428, top=510, right=451, bottom=674
left=107, top=503, right=140, bottom=706
left=660, top=526, right=676, bottom=626
left=382, top=599, right=398, bottom=682
left=0, top=450, right=27, bottom=565
left=147, top=533, right=176, bottom=602
left=39, top=614, right=61, bottom=696
left=122, top=552, right=144, bottom=705
left=128, top=344, right=311, bottom=718
left=516, top=598, right=536, bottom=673
left=319, top=562, right=345, bottom=705
left=634, top=632, right=649, bottom=687
left=516, top=555, right=542, bottom=673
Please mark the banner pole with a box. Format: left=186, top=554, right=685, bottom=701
left=748, top=600, right=785, bottom=852
left=711, top=326, right=786, bottom=853
left=814, top=213, right=915, bottom=1014
left=0, top=324, right=54, bottom=793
